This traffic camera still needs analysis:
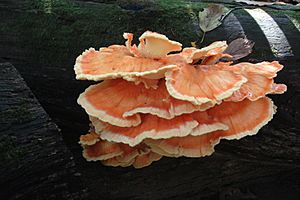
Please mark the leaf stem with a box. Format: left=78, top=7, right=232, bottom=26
left=200, top=32, right=206, bottom=44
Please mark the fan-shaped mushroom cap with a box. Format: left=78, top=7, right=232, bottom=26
left=102, top=150, right=162, bottom=169
left=224, top=61, right=287, bottom=101
left=186, top=41, right=228, bottom=64
left=145, top=134, right=218, bottom=158
left=137, top=31, right=182, bottom=59
left=79, top=131, right=100, bottom=146
left=190, top=111, right=228, bottom=136
left=121, top=80, right=214, bottom=119
left=146, top=97, right=275, bottom=157
left=100, top=142, right=150, bottom=167
left=181, top=47, right=197, bottom=59
left=93, top=114, right=198, bottom=147
left=269, top=83, right=287, bottom=94
left=132, top=151, right=162, bottom=169
left=80, top=131, right=152, bottom=164
left=75, top=31, right=287, bottom=168
left=81, top=134, right=124, bottom=161
left=78, top=79, right=215, bottom=127
left=74, top=45, right=177, bottom=81
left=78, top=80, right=141, bottom=127
left=123, top=32, right=140, bottom=57
left=90, top=140, right=162, bottom=168
left=91, top=111, right=227, bottom=147
left=234, top=61, right=283, bottom=78
left=165, top=62, right=247, bottom=105
left=208, top=97, right=275, bottom=139
left=102, top=156, right=135, bottom=167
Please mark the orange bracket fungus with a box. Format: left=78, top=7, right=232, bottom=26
left=74, top=31, right=286, bottom=168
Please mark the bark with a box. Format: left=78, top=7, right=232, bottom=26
left=0, top=0, right=300, bottom=199
left=0, top=63, right=87, bottom=200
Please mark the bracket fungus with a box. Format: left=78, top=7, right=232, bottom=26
left=74, top=31, right=286, bottom=168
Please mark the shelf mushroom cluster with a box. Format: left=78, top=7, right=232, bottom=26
left=74, top=31, right=286, bottom=168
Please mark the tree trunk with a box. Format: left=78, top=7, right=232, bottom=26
left=0, top=63, right=87, bottom=199
left=0, top=0, right=299, bottom=199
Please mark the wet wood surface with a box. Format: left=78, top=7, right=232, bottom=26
left=0, top=0, right=300, bottom=199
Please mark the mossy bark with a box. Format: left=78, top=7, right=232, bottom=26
left=0, top=63, right=87, bottom=200
left=0, top=0, right=300, bottom=199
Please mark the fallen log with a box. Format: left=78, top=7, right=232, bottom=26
left=0, top=63, right=87, bottom=200
left=0, top=0, right=300, bottom=199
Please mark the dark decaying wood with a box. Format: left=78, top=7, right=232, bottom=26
left=0, top=0, right=300, bottom=199
left=0, top=63, right=87, bottom=200
left=0, top=63, right=299, bottom=200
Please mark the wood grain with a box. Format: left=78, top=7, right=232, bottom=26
left=0, top=63, right=87, bottom=200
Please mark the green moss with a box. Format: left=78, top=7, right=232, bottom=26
left=265, top=8, right=300, bottom=21
left=263, top=8, right=300, bottom=33
left=158, top=0, right=209, bottom=10
left=0, top=104, right=33, bottom=124
left=12, top=0, right=212, bottom=67
left=4, top=0, right=292, bottom=73
left=6, top=0, right=289, bottom=81
left=0, top=136, right=24, bottom=165
left=158, top=0, right=186, bottom=9
left=286, top=15, right=300, bottom=31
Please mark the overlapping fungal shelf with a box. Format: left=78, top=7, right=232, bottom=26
left=74, top=31, right=286, bottom=169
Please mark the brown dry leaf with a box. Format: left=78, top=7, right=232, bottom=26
left=198, top=4, right=231, bottom=33
left=224, top=38, right=254, bottom=61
